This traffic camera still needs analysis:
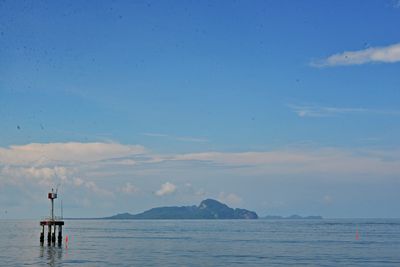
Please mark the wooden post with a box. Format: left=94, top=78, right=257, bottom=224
left=40, top=225, right=44, bottom=243
left=58, top=225, right=62, bottom=246
left=47, top=225, right=51, bottom=244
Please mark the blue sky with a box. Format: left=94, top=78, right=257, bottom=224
left=1, top=0, right=400, bottom=218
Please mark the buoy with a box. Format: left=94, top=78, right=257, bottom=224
left=355, top=227, right=359, bottom=240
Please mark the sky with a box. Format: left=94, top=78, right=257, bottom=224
left=1, top=0, right=400, bottom=219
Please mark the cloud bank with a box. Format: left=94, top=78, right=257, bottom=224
left=1, top=142, right=400, bottom=181
left=1, top=141, right=400, bottom=219
left=311, top=43, right=400, bottom=67
left=1, top=141, right=400, bottom=199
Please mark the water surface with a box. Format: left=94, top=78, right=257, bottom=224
left=0, top=219, right=399, bottom=266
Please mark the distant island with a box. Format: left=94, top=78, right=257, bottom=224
left=104, top=199, right=258, bottom=220
left=263, top=215, right=323, bottom=220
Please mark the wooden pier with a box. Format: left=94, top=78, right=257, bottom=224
left=40, top=189, right=64, bottom=245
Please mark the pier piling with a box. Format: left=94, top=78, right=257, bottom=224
left=47, top=225, right=51, bottom=244
left=40, top=225, right=44, bottom=243
left=58, top=225, right=62, bottom=245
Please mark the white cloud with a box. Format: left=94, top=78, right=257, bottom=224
left=311, top=43, right=400, bottom=67
left=73, top=177, right=85, bottom=187
left=218, top=192, right=242, bottom=206
left=120, top=182, right=139, bottom=194
left=0, top=142, right=145, bottom=165
left=1, top=166, right=69, bottom=186
left=155, top=182, right=176, bottom=196
left=0, top=163, right=113, bottom=197
left=287, top=104, right=400, bottom=117
left=84, top=181, right=113, bottom=197
left=69, top=177, right=114, bottom=197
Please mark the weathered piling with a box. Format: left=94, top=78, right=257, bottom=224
left=40, top=225, right=44, bottom=243
left=58, top=225, right=62, bottom=245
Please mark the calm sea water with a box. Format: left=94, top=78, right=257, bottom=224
left=0, top=219, right=399, bottom=266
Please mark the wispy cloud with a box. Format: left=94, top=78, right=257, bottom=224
left=84, top=181, right=114, bottom=197
left=171, top=148, right=400, bottom=176
left=0, top=142, right=145, bottom=165
left=287, top=104, right=400, bottom=117
left=142, top=133, right=169, bottom=138
left=119, top=182, right=139, bottom=194
left=142, top=133, right=208, bottom=143
left=311, top=43, right=400, bottom=67
left=155, top=182, right=177, bottom=196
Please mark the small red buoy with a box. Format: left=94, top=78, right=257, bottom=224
left=65, top=235, right=69, bottom=248
left=355, top=228, right=359, bottom=240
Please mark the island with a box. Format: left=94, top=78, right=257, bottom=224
left=103, top=199, right=258, bottom=219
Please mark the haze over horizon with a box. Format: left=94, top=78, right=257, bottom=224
left=1, top=0, right=400, bottom=219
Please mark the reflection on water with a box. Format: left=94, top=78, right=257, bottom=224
left=40, top=244, right=64, bottom=267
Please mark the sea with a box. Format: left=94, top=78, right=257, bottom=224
left=0, top=219, right=399, bottom=266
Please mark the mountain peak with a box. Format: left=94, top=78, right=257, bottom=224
left=199, top=199, right=227, bottom=209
